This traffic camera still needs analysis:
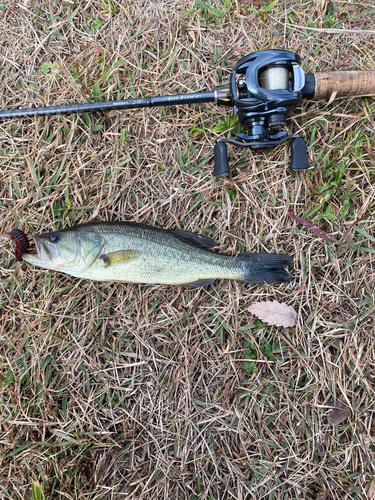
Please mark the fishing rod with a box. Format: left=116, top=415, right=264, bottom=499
left=1, top=49, right=374, bottom=176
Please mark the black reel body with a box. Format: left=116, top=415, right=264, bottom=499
left=214, top=49, right=309, bottom=176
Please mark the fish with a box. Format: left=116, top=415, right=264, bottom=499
left=21, top=221, right=293, bottom=287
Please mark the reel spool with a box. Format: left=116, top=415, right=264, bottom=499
left=259, top=66, right=290, bottom=91
left=213, top=49, right=309, bottom=177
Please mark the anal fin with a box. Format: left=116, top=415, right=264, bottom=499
left=183, top=278, right=216, bottom=288
left=101, top=250, right=141, bottom=268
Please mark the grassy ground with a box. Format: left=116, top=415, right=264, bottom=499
left=1, top=0, right=375, bottom=499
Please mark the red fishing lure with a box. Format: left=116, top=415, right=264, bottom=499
left=6, top=228, right=30, bottom=261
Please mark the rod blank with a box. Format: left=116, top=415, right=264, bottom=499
left=0, top=92, right=216, bottom=121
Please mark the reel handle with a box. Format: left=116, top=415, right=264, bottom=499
left=213, top=142, right=230, bottom=177
left=289, top=137, right=309, bottom=171
left=213, top=136, right=310, bottom=177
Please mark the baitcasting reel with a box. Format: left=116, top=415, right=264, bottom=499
left=213, top=49, right=310, bottom=176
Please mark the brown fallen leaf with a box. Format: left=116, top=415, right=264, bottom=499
left=288, top=212, right=337, bottom=243
left=248, top=300, right=297, bottom=327
left=327, top=400, right=351, bottom=425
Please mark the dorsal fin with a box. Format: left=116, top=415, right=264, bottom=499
left=171, top=230, right=218, bottom=248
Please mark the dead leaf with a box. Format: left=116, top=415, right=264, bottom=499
left=325, top=90, right=337, bottom=107
left=288, top=212, right=337, bottom=243
left=327, top=400, right=351, bottom=425
left=294, top=280, right=306, bottom=295
left=248, top=300, right=297, bottom=327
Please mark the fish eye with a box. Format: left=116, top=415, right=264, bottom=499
left=49, top=233, right=60, bottom=243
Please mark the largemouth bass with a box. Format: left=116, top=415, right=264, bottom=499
left=21, top=222, right=293, bottom=287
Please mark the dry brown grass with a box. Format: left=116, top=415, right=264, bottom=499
left=0, top=1, right=375, bottom=499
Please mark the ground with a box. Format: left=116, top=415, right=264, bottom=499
left=0, top=1, right=374, bottom=499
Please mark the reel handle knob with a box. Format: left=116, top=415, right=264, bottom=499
left=289, top=137, right=309, bottom=171
left=213, top=142, right=231, bottom=177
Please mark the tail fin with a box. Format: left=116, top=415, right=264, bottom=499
left=237, top=253, right=293, bottom=284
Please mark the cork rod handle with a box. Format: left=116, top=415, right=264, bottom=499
left=312, top=71, right=375, bottom=101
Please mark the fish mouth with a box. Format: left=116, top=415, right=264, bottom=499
left=23, top=236, right=56, bottom=264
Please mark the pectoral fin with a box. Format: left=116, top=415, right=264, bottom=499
left=100, top=250, right=141, bottom=268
